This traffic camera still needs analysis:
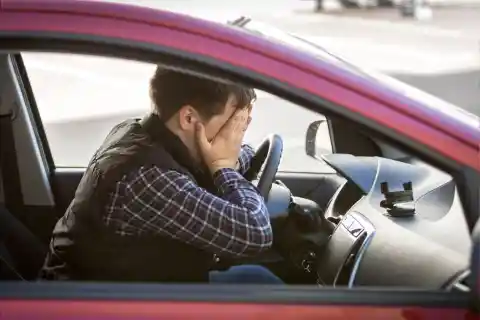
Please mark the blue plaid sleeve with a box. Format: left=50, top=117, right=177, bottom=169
left=105, top=165, right=272, bottom=257
left=237, top=144, right=255, bottom=175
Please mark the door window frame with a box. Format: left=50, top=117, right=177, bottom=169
left=0, top=32, right=478, bottom=310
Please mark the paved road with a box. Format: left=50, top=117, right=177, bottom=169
left=21, top=1, right=480, bottom=169
left=301, top=6, right=480, bottom=112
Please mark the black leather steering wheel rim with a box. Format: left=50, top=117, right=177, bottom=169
left=245, top=134, right=283, bottom=199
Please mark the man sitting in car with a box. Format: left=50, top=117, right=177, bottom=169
left=40, top=67, right=282, bottom=284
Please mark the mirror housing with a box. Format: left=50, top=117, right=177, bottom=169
left=305, top=119, right=334, bottom=159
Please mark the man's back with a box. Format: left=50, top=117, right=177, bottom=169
left=41, top=117, right=212, bottom=282
left=41, top=115, right=273, bottom=282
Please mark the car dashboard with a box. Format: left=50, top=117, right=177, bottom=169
left=316, top=154, right=470, bottom=288
left=259, top=154, right=471, bottom=289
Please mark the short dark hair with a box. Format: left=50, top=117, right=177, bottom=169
left=150, top=67, right=256, bottom=121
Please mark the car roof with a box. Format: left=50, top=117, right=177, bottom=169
left=1, top=0, right=479, bottom=164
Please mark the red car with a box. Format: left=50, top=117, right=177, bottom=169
left=0, top=0, right=478, bottom=319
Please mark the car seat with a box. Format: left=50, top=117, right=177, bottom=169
left=0, top=205, right=47, bottom=280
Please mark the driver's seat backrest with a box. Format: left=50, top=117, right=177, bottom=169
left=0, top=205, right=47, bottom=280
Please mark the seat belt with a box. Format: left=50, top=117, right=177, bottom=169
left=0, top=111, right=24, bottom=215
left=0, top=242, right=24, bottom=280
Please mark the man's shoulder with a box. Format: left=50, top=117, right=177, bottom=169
left=103, top=118, right=144, bottom=146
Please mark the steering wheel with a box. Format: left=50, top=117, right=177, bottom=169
left=244, top=134, right=283, bottom=198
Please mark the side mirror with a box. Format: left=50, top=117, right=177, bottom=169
left=305, top=119, right=333, bottom=159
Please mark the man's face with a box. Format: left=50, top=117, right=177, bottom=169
left=174, top=94, right=252, bottom=164
left=202, top=95, right=240, bottom=142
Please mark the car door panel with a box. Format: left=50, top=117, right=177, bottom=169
left=0, top=282, right=473, bottom=319
left=0, top=300, right=472, bottom=320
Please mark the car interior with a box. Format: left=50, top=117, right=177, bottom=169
left=0, top=47, right=475, bottom=295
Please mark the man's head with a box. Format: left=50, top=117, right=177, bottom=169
left=149, top=67, right=256, bottom=161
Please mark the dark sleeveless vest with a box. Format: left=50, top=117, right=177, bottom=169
left=41, top=114, right=215, bottom=282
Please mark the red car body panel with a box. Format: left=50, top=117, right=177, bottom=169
left=0, top=1, right=477, bottom=319
left=0, top=300, right=475, bottom=320
left=0, top=0, right=479, bottom=170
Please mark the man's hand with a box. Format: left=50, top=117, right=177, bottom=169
left=196, top=108, right=251, bottom=175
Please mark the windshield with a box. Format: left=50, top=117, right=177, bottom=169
left=232, top=18, right=480, bottom=130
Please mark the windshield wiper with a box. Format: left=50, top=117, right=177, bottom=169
left=227, top=16, right=250, bottom=27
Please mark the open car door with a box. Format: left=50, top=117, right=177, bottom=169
left=0, top=2, right=479, bottom=318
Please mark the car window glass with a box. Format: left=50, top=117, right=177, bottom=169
left=21, top=52, right=334, bottom=173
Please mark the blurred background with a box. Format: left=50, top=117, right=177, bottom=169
left=22, top=0, right=480, bottom=168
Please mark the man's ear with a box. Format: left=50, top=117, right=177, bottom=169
left=178, top=105, right=200, bottom=131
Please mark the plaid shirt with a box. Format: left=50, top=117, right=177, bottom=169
left=104, top=145, right=273, bottom=257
